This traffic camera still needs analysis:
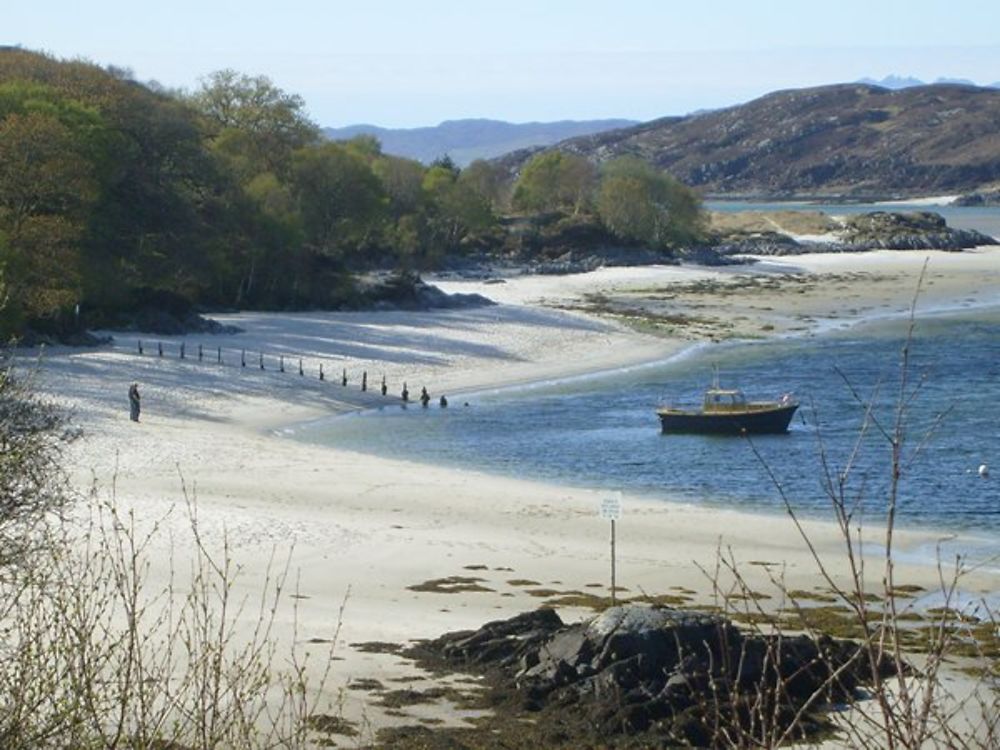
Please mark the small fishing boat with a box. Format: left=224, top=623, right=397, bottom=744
left=657, top=384, right=798, bottom=435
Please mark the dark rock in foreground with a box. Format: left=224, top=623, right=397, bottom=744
left=407, top=605, right=894, bottom=748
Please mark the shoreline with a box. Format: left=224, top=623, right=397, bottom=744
left=287, top=301, right=1000, bottom=563
left=32, top=248, right=1000, bottom=732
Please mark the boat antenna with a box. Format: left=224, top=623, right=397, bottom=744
left=711, top=363, right=720, bottom=389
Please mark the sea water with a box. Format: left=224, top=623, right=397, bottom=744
left=296, top=310, right=1000, bottom=553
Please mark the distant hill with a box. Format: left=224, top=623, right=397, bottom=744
left=498, top=83, right=1000, bottom=198
left=323, top=118, right=638, bottom=166
left=858, top=75, right=1000, bottom=90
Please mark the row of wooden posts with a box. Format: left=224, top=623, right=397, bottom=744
left=136, top=339, right=446, bottom=407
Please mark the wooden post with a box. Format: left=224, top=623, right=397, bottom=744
left=198, top=344, right=203, bottom=361
left=217, top=346, right=222, bottom=364
left=279, top=356, right=284, bottom=373
left=180, top=342, right=185, bottom=359
left=138, top=340, right=143, bottom=355
left=610, top=519, right=617, bottom=607
left=319, top=363, right=325, bottom=381
left=599, top=493, right=622, bottom=607
left=299, top=358, right=304, bottom=376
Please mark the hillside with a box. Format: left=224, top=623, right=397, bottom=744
left=499, top=83, right=1000, bottom=198
left=323, top=118, right=637, bottom=166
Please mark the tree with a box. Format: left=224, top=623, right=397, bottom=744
left=596, top=157, right=705, bottom=248
left=0, top=108, right=100, bottom=334
left=422, top=165, right=494, bottom=258
left=459, top=159, right=510, bottom=212
left=512, top=151, right=595, bottom=214
left=291, top=142, right=386, bottom=261
left=192, top=69, right=319, bottom=178
left=373, top=155, right=426, bottom=217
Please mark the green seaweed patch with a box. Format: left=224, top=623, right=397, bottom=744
left=351, top=641, right=406, bottom=655
left=542, top=591, right=692, bottom=612
left=526, top=588, right=570, bottom=598
left=786, top=589, right=840, bottom=604
left=378, top=685, right=480, bottom=710
left=307, top=714, right=359, bottom=737
left=506, top=579, right=541, bottom=587
left=543, top=593, right=616, bottom=611
left=641, top=593, right=693, bottom=607
left=784, top=605, right=880, bottom=640
left=726, top=591, right=774, bottom=602
left=888, top=584, right=926, bottom=597
left=408, top=576, right=494, bottom=594
left=463, top=564, right=490, bottom=571
left=348, top=678, right=385, bottom=692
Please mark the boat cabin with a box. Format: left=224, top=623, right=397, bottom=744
left=703, top=388, right=749, bottom=413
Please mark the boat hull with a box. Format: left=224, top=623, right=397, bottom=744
left=657, top=404, right=798, bottom=435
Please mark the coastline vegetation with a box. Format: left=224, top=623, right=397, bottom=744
left=0, top=48, right=707, bottom=342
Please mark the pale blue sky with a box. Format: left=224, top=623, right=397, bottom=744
left=7, top=1, right=1000, bottom=127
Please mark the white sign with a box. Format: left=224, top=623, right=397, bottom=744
left=599, top=492, right=623, bottom=521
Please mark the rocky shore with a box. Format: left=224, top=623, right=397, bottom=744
left=401, top=605, right=895, bottom=748
left=711, top=210, right=995, bottom=259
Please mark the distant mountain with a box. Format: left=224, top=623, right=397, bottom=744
left=498, top=83, right=1000, bottom=198
left=857, top=74, right=999, bottom=89
left=323, top=118, right=638, bottom=166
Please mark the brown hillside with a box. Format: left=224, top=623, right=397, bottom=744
left=500, top=84, right=1000, bottom=198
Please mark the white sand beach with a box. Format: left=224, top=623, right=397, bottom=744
left=32, top=246, right=1000, bottom=733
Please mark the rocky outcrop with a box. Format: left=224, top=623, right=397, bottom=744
left=712, top=211, right=995, bottom=258
left=838, top=211, right=995, bottom=250
left=355, top=272, right=495, bottom=311
left=409, top=605, right=894, bottom=747
left=954, top=189, right=1000, bottom=207
left=128, top=309, right=243, bottom=335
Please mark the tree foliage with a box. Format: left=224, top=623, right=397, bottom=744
left=596, top=157, right=706, bottom=247
left=0, top=48, right=708, bottom=337
left=512, top=151, right=595, bottom=214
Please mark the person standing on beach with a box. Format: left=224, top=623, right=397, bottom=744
left=128, top=382, right=141, bottom=422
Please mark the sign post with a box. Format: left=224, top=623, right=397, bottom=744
left=599, top=492, right=623, bottom=606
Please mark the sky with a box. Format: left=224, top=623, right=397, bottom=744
left=6, top=0, right=1000, bottom=128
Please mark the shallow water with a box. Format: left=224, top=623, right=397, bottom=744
left=296, top=311, right=1000, bottom=551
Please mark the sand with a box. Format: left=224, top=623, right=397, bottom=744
left=30, top=246, right=1000, bottom=734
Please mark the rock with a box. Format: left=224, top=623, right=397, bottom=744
left=408, top=604, right=899, bottom=747
left=130, top=309, right=243, bottom=335
left=840, top=211, right=994, bottom=250
left=954, top=189, right=1000, bottom=207
left=355, top=272, right=496, bottom=311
